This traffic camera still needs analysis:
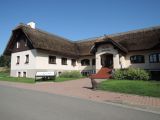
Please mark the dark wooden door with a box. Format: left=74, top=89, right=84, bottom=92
left=105, top=54, right=113, bottom=68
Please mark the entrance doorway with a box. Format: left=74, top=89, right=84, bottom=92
left=101, top=54, right=113, bottom=68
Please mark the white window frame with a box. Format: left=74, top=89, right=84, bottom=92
left=17, top=72, right=21, bottom=77
left=17, top=41, right=20, bottom=48
left=23, top=72, right=27, bottom=77
left=16, top=56, right=20, bottom=64
left=25, top=54, right=29, bottom=64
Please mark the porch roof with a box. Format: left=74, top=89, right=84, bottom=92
left=90, top=37, right=128, bottom=54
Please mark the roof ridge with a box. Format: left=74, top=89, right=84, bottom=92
left=75, top=36, right=102, bottom=43
left=70, top=25, right=160, bottom=42
left=107, top=25, right=160, bottom=37
left=15, top=23, right=160, bottom=43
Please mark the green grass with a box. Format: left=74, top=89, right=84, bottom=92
left=98, top=80, right=160, bottom=98
left=0, top=72, right=35, bottom=83
left=0, top=72, right=83, bottom=83
left=54, top=77, right=83, bottom=82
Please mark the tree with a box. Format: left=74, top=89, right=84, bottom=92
left=0, top=55, right=11, bottom=67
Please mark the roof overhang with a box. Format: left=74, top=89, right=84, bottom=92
left=90, top=37, right=128, bottom=54
left=3, top=28, right=34, bottom=56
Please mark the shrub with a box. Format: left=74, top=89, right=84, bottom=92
left=59, top=71, right=82, bottom=78
left=113, top=68, right=150, bottom=81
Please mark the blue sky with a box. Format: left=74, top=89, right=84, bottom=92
left=1, top=0, right=160, bottom=55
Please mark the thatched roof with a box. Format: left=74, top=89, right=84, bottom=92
left=4, top=24, right=160, bottom=57
left=4, top=24, right=78, bottom=57
left=77, top=26, right=160, bottom=55
left=108, top=26, right=160, bottom=51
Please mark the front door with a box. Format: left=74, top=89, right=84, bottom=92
left=101, top=54, right=113, bottom=68
left=105, top=54, right=113, bottom=68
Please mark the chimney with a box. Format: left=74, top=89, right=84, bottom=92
left=27, top=22, right=35, bottom=29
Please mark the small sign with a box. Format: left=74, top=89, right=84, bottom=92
left=101, top=48, right=111, bottom=52
left=36, top=72, right=55, bottom=77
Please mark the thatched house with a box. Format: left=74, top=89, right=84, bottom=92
left=4, top=22, right=160, bottom=79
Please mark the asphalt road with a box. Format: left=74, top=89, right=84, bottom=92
left=0, top=85, right=159, bottom=120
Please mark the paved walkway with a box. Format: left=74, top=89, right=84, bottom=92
left=0, top=78, right=160, bottom=112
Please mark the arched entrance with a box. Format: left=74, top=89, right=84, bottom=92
left=101, top=54, right=113, bottom=68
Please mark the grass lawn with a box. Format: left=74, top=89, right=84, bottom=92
left=0, top=72, right=83, bottom=83
left=0, top=72, right=35, bottom=83
left=54, top=77, right=84, bottom=82
left=98, top=80, right=160, bottom=98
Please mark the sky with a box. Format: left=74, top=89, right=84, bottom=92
left=0, top=0, right=160, bottom=55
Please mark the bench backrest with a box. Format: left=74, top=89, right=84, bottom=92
left=36, top=72, right=55, bottom=77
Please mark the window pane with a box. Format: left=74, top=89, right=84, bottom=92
left=149, top=55, right=153, bottom=62
left=92, top=59, right=95, bottom=65
left=153, top=54, right=157, bottom=62
left=81, top=59, right=90, bottom=66
left=25, top=55, right=29, bottom=64
left=18, top=72, right=21, bottom=77
left=17, top=41, right=20, bottom=48
left=17, top=56, right=20, bottom=64
left=23, top=72, right=26, bottom=77
left=71, top=59, right=76, bottom=66
left=49, top=56, right=56, bottom=64
left=149, top=53, right=160, bottom=63
left=130, top=55, right=144, bottom=63
left=62, top=58, right=67, bottom=65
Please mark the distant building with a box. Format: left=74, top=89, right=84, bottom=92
left=4, top=22, right=160, bottom=79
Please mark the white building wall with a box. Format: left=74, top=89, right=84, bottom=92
left=11, top=49, right=37, bottom=70
left=78, top=56, right=95, bottom=70
left=10, top=47, right=159, bottom=78
left=125, top=50, right=160, bottom=70
left=36, top=50, right=95, bottom=72
left=36, top=51, right=79, bottom=71
left=95, top=44, right=121, bottom=72
left=10, top=49, right=37, bottom=77
left=10, top=49, right=96, bottom=78
left=119, top=55, right=126, bottom=69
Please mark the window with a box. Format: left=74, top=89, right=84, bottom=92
left=49, top=56, right=56, bottom=64
left=18, top=72, right=21, bottom=77
left=16, top=56, right=20, bottom=64
left=16, top=41, right=20, bottom=48
left=71, top=59, right=76, bottom=66
left=24, top=39, right=27, bottom=47
left=92, top=59, right=95, bottom=65
left=130, top=55, right=145, bottom=63
left=62, top=58, right=67, bottom=65
left=25, top=55, right=29, bottom=64
left=81, top=59, right=90, bottom=66
left=23, top=72, right=26, bottom=77
left=149, top=53, right=160, bottom=63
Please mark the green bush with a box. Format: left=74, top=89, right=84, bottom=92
left=113, top=68, right=150, bottom=80
left=59, top=71, right=82, bottom=78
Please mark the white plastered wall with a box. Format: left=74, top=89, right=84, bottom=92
left=10, top=49, right=96, bottom=77
left=35, top=50, right=79, bottom=71
left=10, top=49, right=37, bottom=77
left=125, top=50, right=160, bottom=70
left=77, top=56, right=96, bottom=71
left=36, top=50, right=95, bottom=72
left=95, top=44, right=121, bottom=72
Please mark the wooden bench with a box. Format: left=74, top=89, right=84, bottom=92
left=35, top=72, right=56, bottom=81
